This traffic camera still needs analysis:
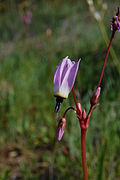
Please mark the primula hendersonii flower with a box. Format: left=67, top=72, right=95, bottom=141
left=111, top=7, right=120, bottom=32
left=54, top=56, right=80, bottom=112
left=57, top=117, right=66, bottom=141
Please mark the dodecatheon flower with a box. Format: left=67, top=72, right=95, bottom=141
left=57, top=117, right=66, bottom=141
left=54, top=56, right=80, bottom=112
left=111, top=7, right=120, bottom=32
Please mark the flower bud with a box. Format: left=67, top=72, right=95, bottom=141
left=110, top=7, right=120, bottom=32
left=77, top=103, right=82, bottom=115
left=57, top=117, right=66, bottom=141
left=90, top=87, right=101, bottom=106
left=82, top=109, right=86, bottom=120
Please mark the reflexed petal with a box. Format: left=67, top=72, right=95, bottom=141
left=54, top=63, right=61, bottom=93
left=68, top=60, right=80, bottom=89
left=60, top=60, right=80, bottom=97
left=54, top=56, right=68, bottom=90
left=60, top=57, right=73, bottom=83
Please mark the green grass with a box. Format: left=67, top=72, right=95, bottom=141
left=0, top=0, right=120, bottom=179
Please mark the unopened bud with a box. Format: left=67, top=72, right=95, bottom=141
left=82, top=109, right=86, bottom=120
left=110, top=7, right=120, bottom=32
left=57, top=117, right=66, bottom=141
left=77, top=103, right=82, bottom=116
left=90, top=87, right=101, bottom=106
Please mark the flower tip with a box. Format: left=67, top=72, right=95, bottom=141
left=97, top=87, right=101, bottom=95
left=77, top=58, right=81, bottom=64
left=65, top=56, right=69, bottom=59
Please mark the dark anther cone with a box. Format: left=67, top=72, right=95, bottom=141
left=54, top=96, right=63, bottom=113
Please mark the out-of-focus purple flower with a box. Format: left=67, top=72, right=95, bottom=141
left=21, top=10, right=32, bottom=25
left=54, top=56, right=80, bottom=112
left=57, top=117, right=66, bottom=141
left=111, top=7, right=120, bottom=32
left=90, top=87, right=101, bottom=106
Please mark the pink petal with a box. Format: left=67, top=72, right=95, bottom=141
left=57, top=127, right=64, bottom=141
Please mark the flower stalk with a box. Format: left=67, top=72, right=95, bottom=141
left=53, top=8, right=119, bottom=180
left=81, top=129, right=88, bottom=180
left=72, top=30, right=116, bottom=180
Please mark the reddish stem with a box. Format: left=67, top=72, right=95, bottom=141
left=72, top=32, right=115, bottom=180
left=72, top=88, right=79, bottom=110
left=97, top=31, right=115, bottom=88
left=85, top=106, right=93, bottom=126
left=81, top=129, right=88, bottom=180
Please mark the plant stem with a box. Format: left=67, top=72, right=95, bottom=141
left=98, top=20, right=120, bottom=74
left=81, top=129, right=88, bottom=180
left=97, top=31, right=115, bottom=88
left=72, top=88, right=79, bottom=110
left=63, top=106, right=75, bottom=117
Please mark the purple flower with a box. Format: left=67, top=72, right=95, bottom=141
left=110, top=7, right=120, bottom=32
left=57, top=117, right=66, bottom=141
left=54, top=56, right=80, bottom=112
left=54, top=56, right=80, bottom=99
left=116, top=16, right=120, bottom=32
left=21, top=10, right=32, bottom=25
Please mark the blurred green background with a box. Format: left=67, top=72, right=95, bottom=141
left=0, top=0, right=120, bottom=179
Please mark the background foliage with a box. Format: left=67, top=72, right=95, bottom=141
left=0, top=0, right=120, bottom=179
